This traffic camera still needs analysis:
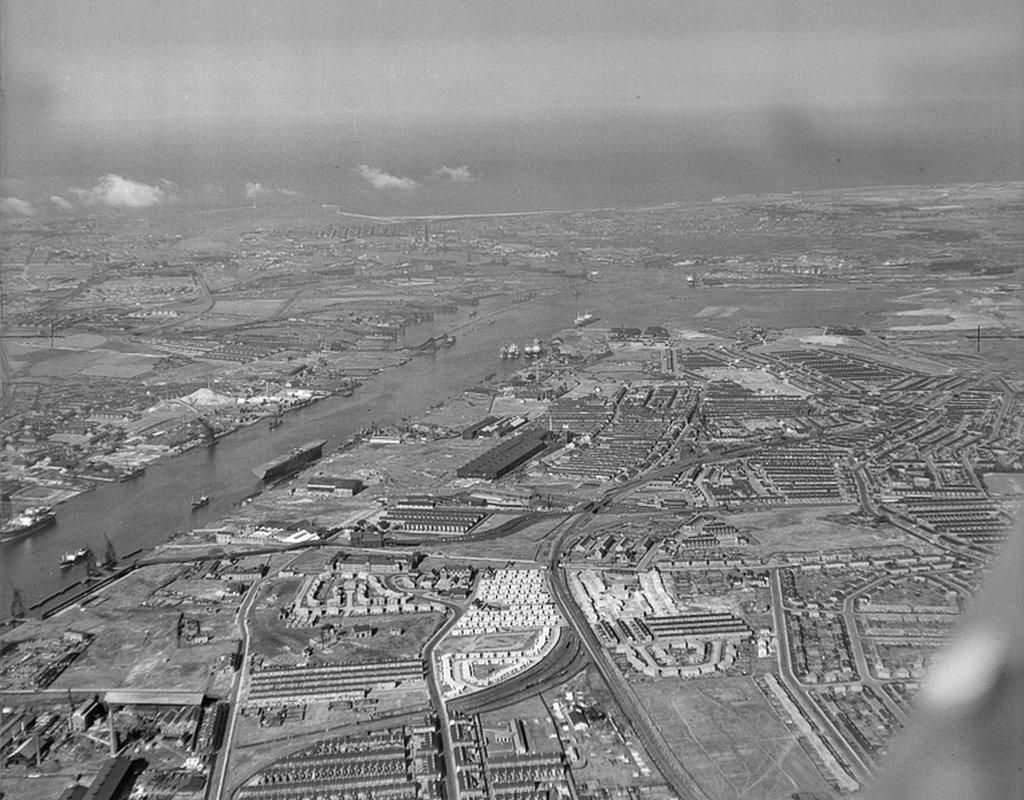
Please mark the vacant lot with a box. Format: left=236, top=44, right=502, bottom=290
left=728, top=506, right=918, bottom=553
left=634, top=676, right=839, bottom=799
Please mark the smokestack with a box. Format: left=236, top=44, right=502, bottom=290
left=108, top=709, right=118, bottom=756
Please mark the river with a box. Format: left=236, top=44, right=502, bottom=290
left=1, top=269, right=906, bottom=615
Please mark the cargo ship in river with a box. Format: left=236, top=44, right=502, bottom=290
left=1, top=506, right=57, bottom=543
left=253, top=440, right=327, bottom=483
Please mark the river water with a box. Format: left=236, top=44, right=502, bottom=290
left=1, top=270, right=904, bottom=614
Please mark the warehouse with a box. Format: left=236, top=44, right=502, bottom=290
left=456, top=431, right=549, bottom=480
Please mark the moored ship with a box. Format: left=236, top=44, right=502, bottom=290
left=253, top=440, right=327, bottom=483
left=1, top=506, right=56, bottom=543
left=60, top=548, right=89, bottom=568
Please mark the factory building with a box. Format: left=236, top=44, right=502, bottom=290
left=456, top=431, right=549, bottom=480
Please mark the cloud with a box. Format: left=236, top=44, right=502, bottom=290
left=435, top=165, right=473, bottom=184
left=70, top=174, right=166, bottom=208
left=357, top=165, right=418, bottom=190
left=245, top=182, right=302, bottom=201
left=245, top=182, right=273, bottom=200
left=50, top=196, right=74, bottom=211
left=1, top=197, right=37, bottom=216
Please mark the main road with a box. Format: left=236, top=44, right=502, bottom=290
left=545, top=511, right=711, bottom=800
left=211, top=576, right=262, bottom=800
left=416, top=589, right=467, bottom=800
left=840, top=575, right=909, bottom=726
left=768, top=568, right=873, bottom=783
left=852, top=464, right=983, bottom=565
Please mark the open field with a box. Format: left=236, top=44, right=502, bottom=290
left=983, top=473, right=1024, bottom=496
left=697, top=366, right=809, bottom=396
left=8, top=564, right=242, bottom=693
left=634, top=676, right=839, bottom=800
left=727, top=506, right=923, bottom=554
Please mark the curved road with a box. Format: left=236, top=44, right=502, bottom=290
left=768, top=568, right=872, bottom=783
left=411, top=587, right=466, bottom=800
left=448, top=629, right=587, bottom=716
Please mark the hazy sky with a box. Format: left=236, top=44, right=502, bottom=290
left=2, top=0, right=1021, bottom=212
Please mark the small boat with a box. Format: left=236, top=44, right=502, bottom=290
left=60, top=548, right=88, bottom=568
left=190, top=495, right=211, bottom=511
left=269, top=416, right=283, bottom=430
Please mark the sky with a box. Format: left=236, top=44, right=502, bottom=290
left=1, top=0, right=1021, bottom=214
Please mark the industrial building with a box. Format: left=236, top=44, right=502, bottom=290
left=456, top=431, right=549, bottom=480
left=306, top=476, right=365, bottom=495
left=81, top=757, right=134, bottom=800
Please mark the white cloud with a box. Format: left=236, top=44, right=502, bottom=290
left=435, top=165, right=473, bottom=184
left=50, top=196, right=74, bottom=211
left=357, top=165, right=418, bottom=190
left=1, top=197, right=37, bottom=216
left=71, top=174, right=166, bottom=208
left=245, top=182, right=302, bottom=201
left=245, top=182, right=273, bottom=200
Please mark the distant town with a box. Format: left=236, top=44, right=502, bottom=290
left=1, top=182, right=1021, bottom=800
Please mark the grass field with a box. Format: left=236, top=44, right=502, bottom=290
left=727, top=506, right=921, bottom=553
left=633, top=676, right=839, bottom=799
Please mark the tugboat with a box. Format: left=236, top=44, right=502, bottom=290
left=190, top=495, right=211, bottom=511
left=60, top=548, right=89, bottom=568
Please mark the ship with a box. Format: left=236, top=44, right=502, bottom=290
left=686, top=274, right=696, bottom=286
left=60, top=548, right=89, bottom=568
left=269, top=416, right=283, bottom=430
left=253, top=439, right=327, bottom=483
left=524, top=338, right=542, bottom=358
left=1, top=506, right=56, bottom=543
left=500, top=342, right=522, bottom=360
left=574, top=311, right=597, bottom=327
left=190, top=494, right=211, bottom=511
